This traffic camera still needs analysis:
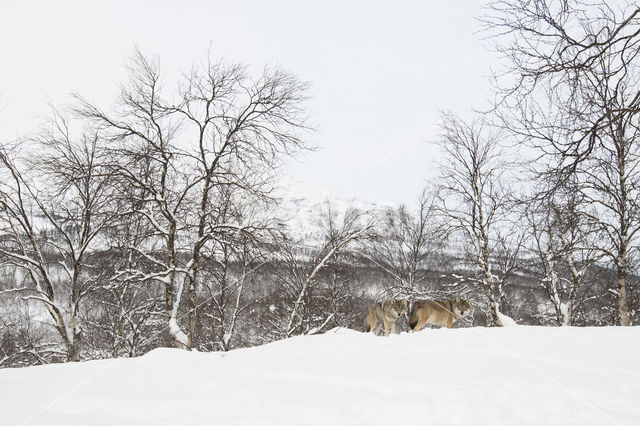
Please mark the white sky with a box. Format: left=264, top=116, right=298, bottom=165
left=0, top=1, right=497, bottom=206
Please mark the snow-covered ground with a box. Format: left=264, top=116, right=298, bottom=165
left=1, top=326, right=639, bottom=425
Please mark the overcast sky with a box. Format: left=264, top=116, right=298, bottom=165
left=1, top=1, right=497, bottom=206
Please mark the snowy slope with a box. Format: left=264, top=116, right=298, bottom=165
left=276, top=196, right=384, bottom=244
left=1, top=326, right=639, bottom=425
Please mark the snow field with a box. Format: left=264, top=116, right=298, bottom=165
left=1, top=326, right=639, bottom=425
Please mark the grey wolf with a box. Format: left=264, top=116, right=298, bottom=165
left=409, top=298, right=471, bottom=331
left=365, top=299, right=406, bottom=337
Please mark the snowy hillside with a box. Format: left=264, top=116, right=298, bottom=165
left=2, top=326, right=639, bottom=425
left=277, top=196, right=384, bottom=243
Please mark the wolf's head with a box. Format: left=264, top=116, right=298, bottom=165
left=453, top=298, right=471, bottom=318
left=387, top=299, right=406, bottom=318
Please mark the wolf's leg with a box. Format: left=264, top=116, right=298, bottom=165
left=390, top=321, right=396, bottom=335
left=384, top=318, right=390, bottom=337
left=409, top=314, right=419, bottom=332
left=372, top=323, right=381, bottom=336
left=446, top=317, right=453, bottom=328
left=366, top=313, right=376, bottom=333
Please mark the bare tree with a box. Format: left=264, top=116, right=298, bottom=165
left=577, top=77, right=640, bottom=325
left=365, top=188, right=449, bottom=308
left=74, top=49, right=311, bottom=349
left=197, top=186, right=273, bottom=352
left=525, top=182, right=600, bottom=325
left=484, top=1, right=640, bottom=324
left=319, top=251, right=362, bottom=331
left=483, top=0, right=640, bottom=166
left=436, top=112, right=513, bottom=326
left=0, top=114, right=117, bottom=361
left=274, top=205, right=378, bottom=338
left=82, top=209, right=165, bottom=358
left=0, top=300, right=66, bottom=367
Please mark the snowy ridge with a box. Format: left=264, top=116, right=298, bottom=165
left=1, top=326, right=639, bottom=425
left=276, top=195, right=384, bottom=244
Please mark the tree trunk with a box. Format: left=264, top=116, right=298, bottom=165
left=186, top=272, right=198, bottom=350
left=485, top=274, right=503, bottom=327
left=617, top=255, right=630, bottom=326
left=480, top=227, right=503, bottom=327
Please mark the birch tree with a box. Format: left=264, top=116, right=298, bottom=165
left=366, top=189, right=449, bottom=307
left=0, top=115, right=116, bottom=361
left=436, top=112, right=511, bottom=326
left=277, top=206, right=378, bottom=338
left=82, top=209, right=164, bottom=358
left=74, top=49, right=311, bottom=349
left=197, top=186, right=273, bottom=351
left=526, top=185, right=600, bottom=325
left=484, top=0, right=640, bottom=324
left=483, top=0, right=640, bottom=167
left=578, top=84, right=640, bottom=325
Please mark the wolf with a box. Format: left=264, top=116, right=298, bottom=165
left=365, top=298, right=406, bottom=337
left=409, top=297, right=472, bottom=331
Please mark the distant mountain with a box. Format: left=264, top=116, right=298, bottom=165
left=275, top=196, right=387, bottom=243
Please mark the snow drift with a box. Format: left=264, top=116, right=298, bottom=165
left=1, top=326, right=639, bottom=425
